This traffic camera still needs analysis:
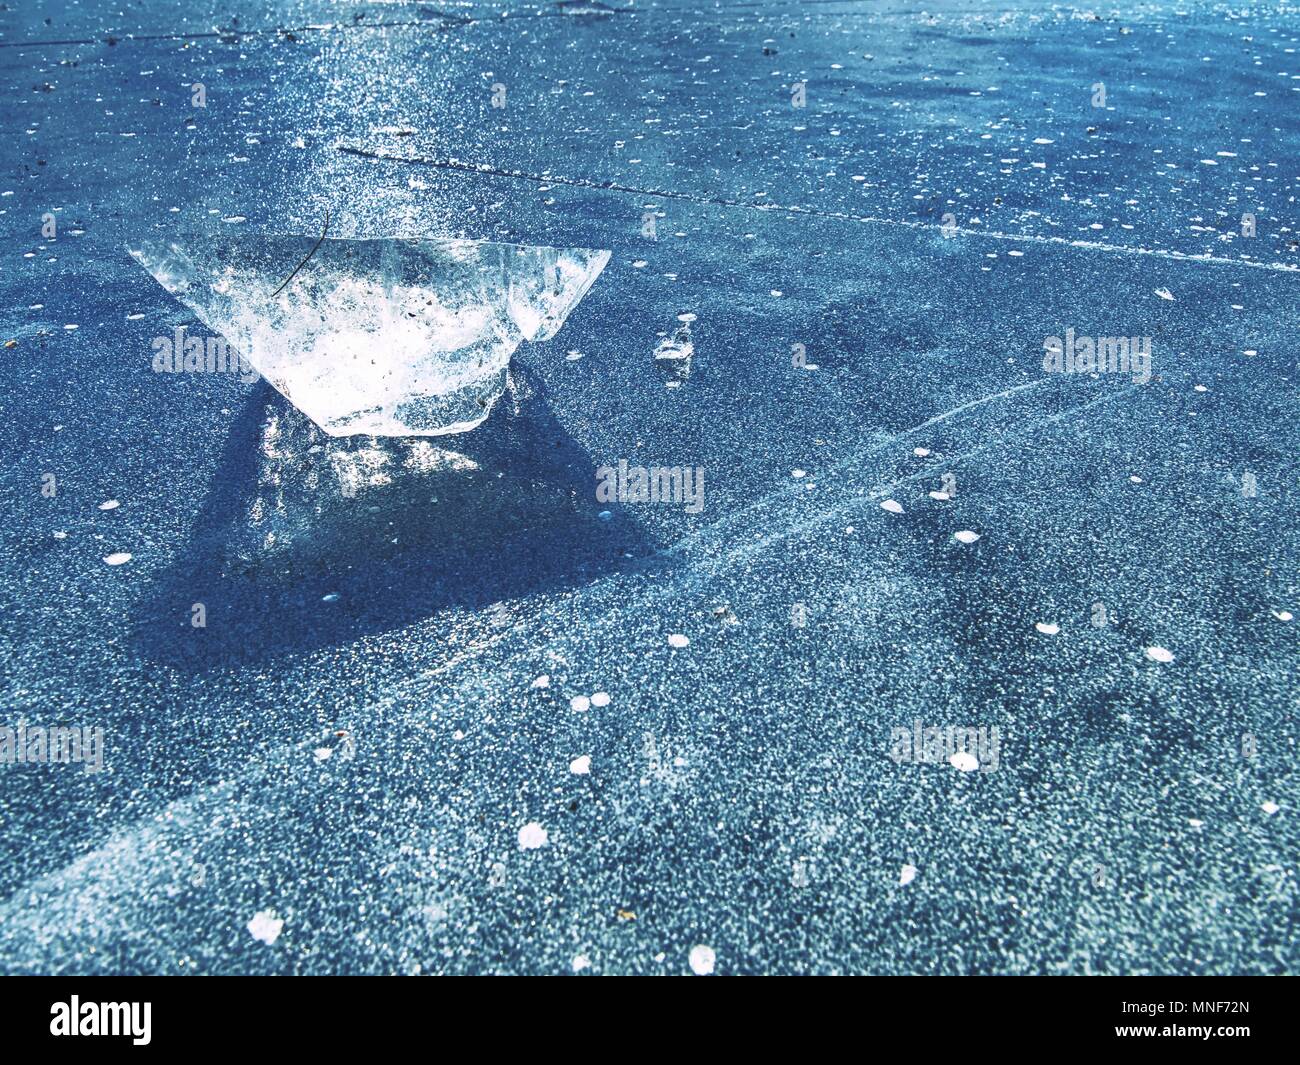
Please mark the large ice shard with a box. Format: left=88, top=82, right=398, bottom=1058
left=128, top=235, right=610, bottom=436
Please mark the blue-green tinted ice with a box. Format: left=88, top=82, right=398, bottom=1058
left=128, top=235, right=610, bottom=436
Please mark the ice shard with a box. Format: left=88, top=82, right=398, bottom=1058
left=128, top=234, right=610, bottom=436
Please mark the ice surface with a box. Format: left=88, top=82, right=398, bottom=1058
left=128, top=235, right=609, bottom=436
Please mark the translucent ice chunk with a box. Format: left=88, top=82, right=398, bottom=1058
left=128, top=235, right=609, bottom=436
left=654, top=321, right=693, bottom=385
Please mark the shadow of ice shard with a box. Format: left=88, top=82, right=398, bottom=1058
left=127, top=235, right=610, bottom=436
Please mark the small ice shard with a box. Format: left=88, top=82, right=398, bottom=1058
left=667, top=633, right=690, bottom=648
left=654, top=320, right=693, bottom=384
left=1262, top=801, right=1280, bottom=815
left=954, top=530, right=980, bottom=544
left=880, top=499, right=904, bottom=514
left=247, top=910, right=284, bottom=945
left=1035, top=622, right=1060, bottom=635
left=517, top=821, right=549, bottom=849
left=128, top=234, right=609, bottom=437
left=1154, top=287, right=1175, bottom=300
left=1145, top=646, right=1174, bottom=663
left=899, top=864, right=918, bottom=886
left=569, top=755, right=591, bottom=775
left=569, top=695, right=591, bottom=712
left=590, top=691, right=611, bottom=707
left=688, top=944, right=716, bottom=975
left=103, top=552, right=132, bottom=566
left=949, top=750, right=979, bottom=772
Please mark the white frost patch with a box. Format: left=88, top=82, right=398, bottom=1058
left=1154, top=287, right=1175, bottom=300
left=247, top=910, right=283, bottom=945
left=668, top=633, right=690, bottom=649
left=880, top=499, right=904, bottom=514
left=791, top=468, right=807, bottom=478
left=531, top=674, right=551, bottom=689
left=1262, top=801, right=1280, bottom=816
left=899, top=864, right=918, bottom=886
left=1035, top=622, right=1060, bottom=635
left=98, top=499, right=120, bottom=511
left=1272, top=610, right=1293, bottom=622
left=949, top=750, right=979, bottom=772
left=590, top=691, right=611, bottom=707
left=913, top=447, right=931, bottom=457
left=1145, top=646, right=1175, bottom=663
left=954, top=530, right=981, bottom=544
left=572, top=954, right=591, bottom=972
left=102, top=552, right=132, bottom=566
left=929, top=490, right=951, bottom=501
left=569, top=695, right=591, bottom=713
left=313, top=747, right=333, bottom=761
left=570, top=755, right=591, bottom=775
left=517, top=822, right=548, bottom=850
left=688, top=944, right=716, bottom=975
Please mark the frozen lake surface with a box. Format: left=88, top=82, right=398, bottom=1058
left=0, top=0, right=1296, bottom=974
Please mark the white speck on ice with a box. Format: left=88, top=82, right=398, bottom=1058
left=929, top=490, right=951, bottom=501
left=102, top=552, right=132, bottom=566
left=570, top=755, right=591, bottom=775
left=1035, top=622, right=1060, bottom=635
left=1272, top=610, right=1293, bottom=622
left=569, top=695, right=591, bottom=713
left=688, top=944, right=716, bottom=975
left=954, top=530, right=980, bottom=544
left=913, top=447, right=931, bottom=457
left=531, top=674, right=550, bottom=689
left=517, top=822, right=548, bottom=850
left=1146, top=646, right=1175, bottom=663
left=247, top=911, right=283, bottom=945
left=1154, top=287, right=1175, bottom=300
left=98, top=499, right=119, bottom=510
left=572, top=955, right=591, bottom=972
left=880, top=499, right=904, bottom=514
left=591, top=691, right=611, bottom=707
left=1262, top=801, right=1280, bottom=815
left=668, top=633, right=690, bottom=649
left=899, top=864, right=918, bottom=886
left=949, top=750, right=979, bottom=772
left=313, top=747, right=332, bottom=761
left=791, top=468, right=806, bottom=478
